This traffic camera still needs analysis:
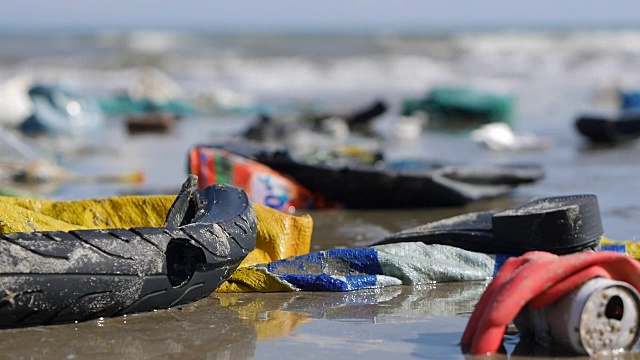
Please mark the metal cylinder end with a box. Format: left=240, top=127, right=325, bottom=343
left=516, top=278, right=640, bottom=356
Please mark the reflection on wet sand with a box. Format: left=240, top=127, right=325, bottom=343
left=218, top=295, right=312, bottom=340
left=0, top=282, right=487, bottom=359
left=0, top=298, right=257, bottom=359
left=216, top=281, right=488, bottom=336
left=217, top=283, right=490, bottom=359
left=0, top=279, right=618, bottom=359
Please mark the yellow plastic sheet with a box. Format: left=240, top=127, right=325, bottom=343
left=0, top=195, right=313, bottom=292
left=0, top=195, right=172, bottom=232
left=217, top=203, right=313, bottom=292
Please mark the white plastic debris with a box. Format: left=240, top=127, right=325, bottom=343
left=393, top=112, right=427, bottom=141
left=470, top=122, right=552, bottom=151
left=0, top=76, right=33, bottom=127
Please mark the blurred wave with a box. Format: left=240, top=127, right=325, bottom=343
left=1, top=29, right=639, bottom=129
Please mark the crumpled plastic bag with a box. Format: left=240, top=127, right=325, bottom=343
left=221, top=238, right=637, bottom=292
left=219, top=243, right=499, bottom=292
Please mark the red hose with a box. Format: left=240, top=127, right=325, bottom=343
left=460, top=251, right=640, bottom=355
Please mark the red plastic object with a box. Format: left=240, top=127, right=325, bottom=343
left=189, top=146, right=329, bottom=212
left=461, top=251, right=640, bottom=355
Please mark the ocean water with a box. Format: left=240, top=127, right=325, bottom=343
left=3, top=29, right=640, bottom=114
left=0, top=29, right=639, bottom=359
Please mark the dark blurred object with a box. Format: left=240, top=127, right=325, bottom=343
left=330, top=99, right=387, bottom=133
left=575, top=111, right=640, bottom=144
left=243, top=99, right=387, bottom=141
left=126, top=112, right=177, bottom=134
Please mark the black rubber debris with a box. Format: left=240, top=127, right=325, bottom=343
left=0, top=175, right=257, bottom=329
left=575, top=112, right=640, bottom=144
left=372, top=194, right=603, bottom=255
left=192, top=141, right=544, bottom=209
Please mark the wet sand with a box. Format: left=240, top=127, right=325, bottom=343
left=0, top=284, right=481, bottom=359
left=2, top=113, right=638, bottom=359
left=0, top=283, right=635, bottom=359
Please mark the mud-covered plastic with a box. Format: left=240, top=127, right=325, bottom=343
left=0, top=175, right=257, bottom=328
left=374, top=194, right=602, bottom=255
left=192, top=141, right=544, bottom=209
